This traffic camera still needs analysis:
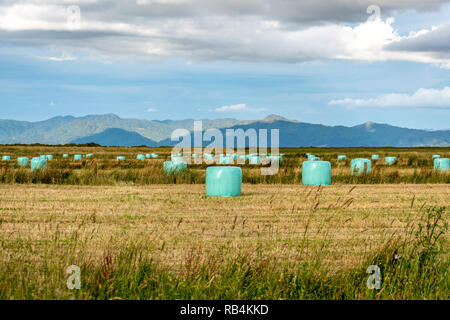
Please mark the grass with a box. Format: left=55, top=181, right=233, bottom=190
left=0, top=184, right=448, bottom=299
left=0, top=146, right=449, bottom=185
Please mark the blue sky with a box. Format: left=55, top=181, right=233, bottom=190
left=1, top=1, right=449, bottom=129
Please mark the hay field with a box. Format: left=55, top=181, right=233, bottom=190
left=0, top=183, right=448, bottom=299
left=1, top=146, right=450, bottom=185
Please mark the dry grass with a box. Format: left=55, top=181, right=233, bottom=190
left=1, top=184, right=448, bottom=269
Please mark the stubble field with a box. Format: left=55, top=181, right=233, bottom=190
left=0, top=183, right=448, bottom=299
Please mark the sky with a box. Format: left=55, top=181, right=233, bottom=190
left=0, top=0, right=449, bottom=130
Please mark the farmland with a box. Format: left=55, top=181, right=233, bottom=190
left=0, top=145, right=449, bottom=185
left=0, top=146, right=449, bottom=299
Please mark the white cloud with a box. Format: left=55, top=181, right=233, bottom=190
left=39, top=53, right=77, bottom=61
left=147, top=108, right=157, bottom=112
left=329, top=87, right=450, bottom=108
left=214, top=103, right=266, bottom=113
left=0, top=1, right=449, bottom=67
left=49, top=101, right=55, bottom=106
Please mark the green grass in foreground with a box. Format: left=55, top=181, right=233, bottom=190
left=1, top=206, right=447, bottom=300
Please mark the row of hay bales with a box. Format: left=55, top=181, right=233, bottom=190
left=163, top=153, right=450, bottom=196
left=302, top=154, right=449, bottom=186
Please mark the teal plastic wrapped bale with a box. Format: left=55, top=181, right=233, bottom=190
left=192, top=153, right=197, bottom=158
left=62, top=154, right=69, bottom=158
left=206, top=166, right=242, bottom=197
left=31, top=157, right=47, bottom=171
left=137, top=154, right=145, bottom=160
left=312, top=156, right=320, bottom=161
left=337, top=155, right=347, bottom=161
left=46, top=155, right=53, bottom=160
left=249, top=156, right=261, bottom=164
left=2, top=155, right=10, bottom=161
left=432, top=155, right=440, bottom=159
left=371, top=155, right=379, bottom=160
left=86, top=153, right=94, bottom=158
left=302, top=161, right=331, bottom=186
left=117, top=156, right=126, bottom=161
left=351, top=158, right=372, bottom=175
left=74, top=154, right=82, bottom=161
left=151, top=153, right=158, bottom=159
left=204, top=154, right=214, bottom=161
left=307, top=154, right=316, bottom=161
left=385, top=156, right=397, bottom=165
left=163, top=161, right=187, bottom=174
left=177, top=152, right=183, bottom=156
left=17, top=157, right=29, bottom=166
left=434, top=158, right=449, bottom=171
left=233, top=153, right=238, bottom=160
left=219, top=155, right=234, bottom=165
left=145, top=154, right=151, bottom=159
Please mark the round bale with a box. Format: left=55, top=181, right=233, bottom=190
left=302, top=160, right=331, bottom=186
left=206, top=166, right=242, bottom=197
left=351, top=158, right=372, bottom=175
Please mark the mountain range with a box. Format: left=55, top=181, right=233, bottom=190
left=1, top=114, right=450, bottom=147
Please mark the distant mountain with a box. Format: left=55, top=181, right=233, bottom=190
left=1, top=113, right=450, bottom=147
left=160, top=119, right=450, bottom=147
left=71, top=128, right=158, bottom=147
left=0, top=114, right=243, bottom=145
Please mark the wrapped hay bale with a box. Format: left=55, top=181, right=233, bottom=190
left=206, top=166, right=242, bottom=197
left=17, top=157, right=29, bottom=166
left=302, top=160, right=331, bottom=186
left=385, top=156, right=397, bottom=165
left=351, top=158, right=372, bottom=175
left=219, top=154, right=234, bottom=165
left=31, top=157, right=47, bottom=171
left=434, top=158, right=449, bottom=171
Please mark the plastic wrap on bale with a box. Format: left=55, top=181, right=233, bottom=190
left=206, top=166, right=242, bottom=197
left=351, top=158, right=372, bottom=175
left=385, top=156, right=397, bottom=165
left=31, top=157, right=47, bottom=171
left=434, top=158, right=449, bottom=171
left=302, top=161, right=331, bottom=186
left=17, top=157, right=29, bottom=166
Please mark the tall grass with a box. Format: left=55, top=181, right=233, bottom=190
left=0, top=205, right=447, bottom=299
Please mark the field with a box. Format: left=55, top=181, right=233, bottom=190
left=0, top=146, right=449, bottom=299
left=1, top=145, right=450, bottom=185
